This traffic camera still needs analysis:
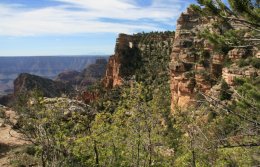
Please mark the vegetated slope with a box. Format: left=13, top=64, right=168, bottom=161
left=168, top=3, right=260, bottom=166
left=7, top=1, right=259, bottom=166
left=0, top=105, right=29, bottom=167
left=100, top=31, right=175, bottom=113
left=8, top=31, right=176, bottom=166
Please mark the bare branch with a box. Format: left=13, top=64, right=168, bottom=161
left=199, top=92, right=260, bottom=127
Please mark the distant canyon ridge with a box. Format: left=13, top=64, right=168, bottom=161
left=0, top=56, right=108, bottom=96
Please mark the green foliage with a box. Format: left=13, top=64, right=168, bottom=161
left=14, top=91, right=95, bottom=166
left=251, top=57, right=260, bottom=69
left=238, top=57, right=260, bottom=68
left=0, top=107, right=5, bottom=118
left=13, top=31, right=177, bottom=167
left=220, top=80, right=232, bottom=100
left=193, top=0, right=260, bottom=56
left=172, top=75, right=260, bottom=166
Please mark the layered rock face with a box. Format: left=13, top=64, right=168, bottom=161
left=169, top=7, right=260, bottom=112
left=103, top=32, right=174, bottom=88
left=170, top=8, right=212, bottom=111
left=102, top=34, right=140, bottom=88
left=80, top=59, right=108, bottom=87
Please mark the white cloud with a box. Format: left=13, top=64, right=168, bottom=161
left=0, top=0, right=190, bottom=36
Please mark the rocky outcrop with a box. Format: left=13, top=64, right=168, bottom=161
left=102, top=53, right=122, bottom=88
left=169, top=7, right=213, bottom=111
left=41, top=97, right=87, bottom=115
left=0, top=94, right=14, bottom=107
left=55, top=70, right=81, bottom=85
left=80, top=59, right=108, bottom=87
left=102, top=34, right=141, bottom=88
left=228, top=48, right=249, bottom=61
left=169, top=7, right=260, bottom=112
left=222, top=65, right=259, bottom=85
left=14, top=73, right=73, bottom=97
left=103, top=32, right=175, bottom=88
left=77, top=91, right=99, bottom=104
left=56, top=58, right=107, bottom=89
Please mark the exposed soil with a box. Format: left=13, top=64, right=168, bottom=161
left=0, top=109, right=28, bottom=167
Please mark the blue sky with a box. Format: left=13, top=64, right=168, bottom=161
left=0, top=0, right=196, bottom=56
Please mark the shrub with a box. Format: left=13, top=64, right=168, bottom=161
left=220, top=80, right=232, bottom=100
left=238, top=59, right=250, bottom=67
left=251, top=57, right=260, bottom=69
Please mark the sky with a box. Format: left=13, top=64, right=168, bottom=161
left=0, top=0, right=196, bottom=56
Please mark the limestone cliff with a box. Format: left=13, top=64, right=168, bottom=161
left=102, top=33, right=141, bottom=88
left=103, top=32, right=175, bottom=88
left=169, top=7, right=260, bottom=112
left=169, top=7, right=211, bottom=111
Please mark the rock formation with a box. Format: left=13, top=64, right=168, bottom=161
left=169, top=7, right=260, bottom=112
left=56, top=58, right=107, bottom=89
left=169, top=7, right=212, bottom=111
left=103, top=32, right=175, bottom=88
left=14, top=73, right=73, bottom=97
left=0, top=56, right=103, bottom=96
left=102, top=33, right=141, bottom=88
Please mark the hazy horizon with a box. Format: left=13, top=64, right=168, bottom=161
left=0, top=0, right=197, bottom=56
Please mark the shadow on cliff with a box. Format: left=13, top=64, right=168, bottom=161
left=119, top=47, right=143, bottom=80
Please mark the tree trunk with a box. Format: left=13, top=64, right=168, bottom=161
left=148, top=129, right=152, bottom=167
left=137, top=132, right=141, bottom=167
left=191, top=139, right=196, bottom=167
left=41, top=151, right=46, bottom=167
left=94, top=140, right=99, bottom=167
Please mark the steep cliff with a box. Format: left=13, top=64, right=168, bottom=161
left=169, top=7, right=260, bottom=112
left=102, top=33, right=141, bottom=88
left=103, top=32, right=175, bottom=88
left=169, top=7, right=211, bottom=111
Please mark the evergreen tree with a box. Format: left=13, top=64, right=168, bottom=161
left=192, top=0, right=260, bottom=54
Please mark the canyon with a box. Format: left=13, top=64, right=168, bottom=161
left=0, top=2, right=259, bottom=166
left=102, top=7, right=259, bottom=113
left=0, top=56, right=107, bottom=96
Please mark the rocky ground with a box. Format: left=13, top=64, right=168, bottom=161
left=0, top=106, right=29, bottom=167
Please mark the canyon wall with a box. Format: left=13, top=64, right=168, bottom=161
left=56, top=58, right=107, bottom=89
left=0, top=56, right=107, bottom=96
left=102, top=7, right=259, bottom=113
left=102, top=33, right=141, bottom=88
left=103, top=32, right=175, bottom=88
left=169, top=7, right=260, bottom=112
left=169, top=7, right=212, bottom=111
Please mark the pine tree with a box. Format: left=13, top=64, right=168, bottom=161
left=192, top=0, right=260, bottom=53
